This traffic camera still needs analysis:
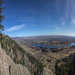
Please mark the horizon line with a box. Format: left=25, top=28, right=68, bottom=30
left=11, top=34, right=75, bottom=38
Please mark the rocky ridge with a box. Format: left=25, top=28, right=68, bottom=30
left=0, top=44, right=30, bottom=75
left=0, top=35, right=44, bottom=75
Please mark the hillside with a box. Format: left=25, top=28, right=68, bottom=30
left=0, top=44, right=30, bottom=75
left=0, top=35, right=44, bottom=75
left=0, top=34, right=75, bottom=75
left=14, top=35, right=75, bottom=75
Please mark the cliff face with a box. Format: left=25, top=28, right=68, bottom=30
left=0, top=35, right=44, bottom=75
left=0, top=44, right=30, bottom=75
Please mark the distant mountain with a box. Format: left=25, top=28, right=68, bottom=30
left=13, top=35, right=75, bottom=42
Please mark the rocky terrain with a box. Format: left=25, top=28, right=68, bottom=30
left=0, top=35, right=44, bottom=75
left=14, top=36, right=75, bottom=75
left=0, top=35, right=75, bottom=75
left=0, top=43, right=30, bottom=75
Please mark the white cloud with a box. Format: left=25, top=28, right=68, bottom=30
left=56, top=0, right=75, bottom=25
left=7, top=24, right=25, bottom=32
left=65, top=0, right=75, bottom=25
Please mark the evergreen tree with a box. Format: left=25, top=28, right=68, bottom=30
left=0, top=0, right=4, bottom=33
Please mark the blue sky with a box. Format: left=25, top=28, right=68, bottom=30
left=2, top=0, right=75, bottom=37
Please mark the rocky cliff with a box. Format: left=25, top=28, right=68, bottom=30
left=0, top=44, right=30, bottom=75
left=0, top=35, right=44, bottom=75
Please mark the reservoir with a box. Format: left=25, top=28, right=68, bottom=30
left=33, top=44, right=63, bottom=49
left=32, top=43, right=75, bottom=49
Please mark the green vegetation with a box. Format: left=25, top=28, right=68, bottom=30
left=55, top=56, right=73, bottom=75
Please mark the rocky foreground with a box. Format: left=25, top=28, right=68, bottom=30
left=0, top=44, right=31, bottom=75
left=0, top=34, right=75, bottom=75
left=0, top=35, right=44, bottom=75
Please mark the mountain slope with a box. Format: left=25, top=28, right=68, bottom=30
left=0, top=44, right=30, bottom=75
left=0, top=35, right=44, bottom=75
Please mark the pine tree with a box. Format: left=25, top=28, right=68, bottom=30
left=0, top=0, right=4, bottom=34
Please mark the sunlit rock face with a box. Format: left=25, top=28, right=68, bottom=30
left=0, top=44, right=30, bottom=75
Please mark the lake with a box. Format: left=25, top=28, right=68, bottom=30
left=32, top=43, right=75, bottom=49
left=33, top=44, right=63, bottom=49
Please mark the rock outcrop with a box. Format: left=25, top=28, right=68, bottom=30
left=0, top=35, right=44, bottom=75
left=0, top=44, right=31, bottom=75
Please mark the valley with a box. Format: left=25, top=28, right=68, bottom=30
left=13, top=35, right=75, bottom=75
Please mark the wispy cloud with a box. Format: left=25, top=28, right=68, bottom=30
left=7, top=24, right=25, bottom=32
left=56, top=0, right=75, bottom=25
left=65, top=0, right=75, bottom=25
